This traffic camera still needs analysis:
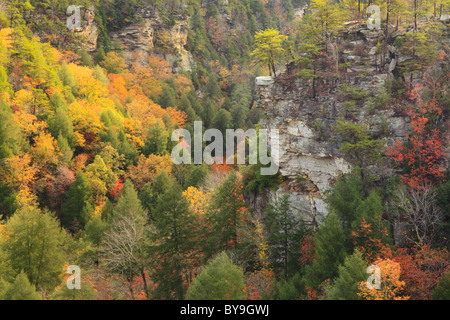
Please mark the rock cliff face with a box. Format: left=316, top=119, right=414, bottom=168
left=75, top=6, right=98, bottom=52
left=110, top=9, right=195, bottom=72
left=250, top=24, right=421, bottom=227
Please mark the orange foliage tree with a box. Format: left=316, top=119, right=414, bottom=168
left=357, top=259, right=409, bottom=300
left=127, top=154, right=173, bottom=189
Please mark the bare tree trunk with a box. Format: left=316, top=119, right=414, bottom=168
left=141, top=268, right=149, bottom=299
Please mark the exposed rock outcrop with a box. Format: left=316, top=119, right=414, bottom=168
left=110, top=9, right=195, bottom=72
left=250, top=24, right=419, bottom=227
left=75, top=6, right=98, bottom=52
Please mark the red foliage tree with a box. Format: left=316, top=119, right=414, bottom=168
left=108, top=177, right=124, bottom=200
left=299, top=232, right=316, bottom=266
left=387, top=80, right=445, bottom=189
left=393, top=245, right=450, bottom=300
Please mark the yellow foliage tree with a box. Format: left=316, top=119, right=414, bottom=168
left=253, top=217, right=270, bottom=269
left=13, top=89, right=34, bottom=113
left=0, top=28, right=13, bottom=65
left=0, top=153, right=38, bottom=192
left=182, top=186, right=210, bottom=215
left=13, top=109, right=47, bottom=139
left=125, top=94, right=162, bottom=132
left=31, top=132, right=59, bottom=168
left=68, top=100, right=104, bottom=149
left=16, top=187, right=39, bottom=210
left=68, top=63, right=108, bottom=102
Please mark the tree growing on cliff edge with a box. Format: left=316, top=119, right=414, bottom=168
left=387, top=91, right=445, bottom=189
left=251, top=29, right=288, bottom=77
left=335, top=120, right=384, bottom=194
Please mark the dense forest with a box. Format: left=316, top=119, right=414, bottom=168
left=0, top=0, right=449, bottom=301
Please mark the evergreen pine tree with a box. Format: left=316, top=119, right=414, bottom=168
left=203, top=99, right=217, bottom=129
left=207, top=171, right=251, bottom=257
left=205, top=74, right=222, bottom=102
left=304, top=213, right=348, bottom=290
left=158, top=85, right=177, bottom=109
left=147, top=179, right=198, bottom=300
left=61, top=172, right=95, bottom=231
left=326, top=249, right=367, bottom=300
left=265, top=194, right=305, bottom=277
left=186, top=252, right=246, bottom=300
left=2, top=271, right=42, bottom=300
left=0, top=100, right=22, bottom=159
left=143, top=120, right=169, bottom=156
left=4, top=207, right=68, bottom=292
left=432, top=270, right=450, bottom=300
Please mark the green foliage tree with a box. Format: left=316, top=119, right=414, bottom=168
left=0, top=244, right=14, bottom=285
left=84, top=155, right=117, bottom=201
left=49, top=92, right=75, bottom=147
left=304, top=213, right=348, bottom=290
left=326, top=249, right=367, bottom=300
left=432, top=270, right=450, bottom=300
left=100, top=51, right=127, bottom=74
left=399, top=22, right=443, bottom=86
left=82, top=215, right=109, bottom=248
left=326, top=174, right=391, bottom=248
left=435, top=180, right=450, bottom=246
left=325, top=174, right=365, bottom=232
left=0, top=66, right=12, bottom=97
left=147, top=179, right=199, bottom=300
left=158, top=85, right=177, bottom=109
left=276, top=272, right=306, bottom=300
left=203, top=99, right=217, bottom=129
left=207, top=171, right=251, bottom=256
left=264, top=193, right=305, bottom=277
left=186, top=252, right=246, bottom=300
left=294, top=43, right=321, bottom=98
left=0, top=100, right=22, bottom=159
left=58, top=61, right=77, bottom=92
left=143, top=120, right=169, bottom=156
left=2, top=271, right=41, bottom=300
left=3, top=207, right=68, bottom=292
left=61, top=171, right=95, bottom=232
left=335, top=120, right=384, bottom=193
left=212, top=109, right=232, bottom=137
left=185, top=165, right=209, bottom=189
left=205, top=74, right=222, bottom=102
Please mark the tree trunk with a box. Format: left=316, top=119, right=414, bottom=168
left=141, top=268, right=149, bottom=299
